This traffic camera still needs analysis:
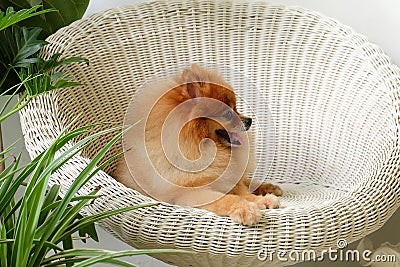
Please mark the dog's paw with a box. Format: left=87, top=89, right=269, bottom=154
left=229, top=201, right=261, bottom=226
left=254, top=183, right=283, bottom=196
left=261, top=194, right=280, bottom=209
left=250, top=194, right=280, bottom=209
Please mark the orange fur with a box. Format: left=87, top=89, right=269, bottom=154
left=114, top=64, right=282, bottom=225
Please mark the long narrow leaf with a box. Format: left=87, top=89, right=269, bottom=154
left=101, top=259, right=139, bottom=267
left=35, top=196, right=98, bottom=240
left=0, top=239, right=62, bottom=251
left=62, top=235, right=73, bottom=263
left=0, top=5, right=54, bottom=31
left=4, top=0, right=90, bottom=38
left=43, top=257, right=138, bottom=267
left=78, top=217, right=98, bottom=243
left=0, top=156, right=16, bottom=184
left=0, top=217, right=8, bottom=267
left=3, top=120, right=142, bottom=267
left=18, top=54, right=89, bottom=97
left=50, top=191, right=99, bottom=244
left=74, top=249, right=188, bottom=267
left=12, top=145, right=56, bottom=267
left=43, top=248, right=187, bottom=266
left=0, top=138, right=18, bottom=158
left=0, top=154, right=22, bottom=215
left=39, top=53, right=89, bottom=74
left=56, top=204, right=158, bottom=244
left=3, top=196, right=21, bottom=227
left=25, top=125, right=113, bottom=201
left=38, top=185, right=60, bottom=226
left=40, top=195, right=99, bottom=216
left=12, top=122, right=90, bottom=266
left=28, top=125, right=126, bottom=267
left=12, top=119, right=90, bottom=266
left=0, top=94, right=17, bottom=118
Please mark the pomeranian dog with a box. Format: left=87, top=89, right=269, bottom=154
left=114, top=64, right=282, bottom=225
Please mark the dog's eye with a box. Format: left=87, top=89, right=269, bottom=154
left=223, top=110, right=233, bottom=120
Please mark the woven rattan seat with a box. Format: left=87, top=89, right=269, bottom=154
left=19, top=1, right=400, bottom=266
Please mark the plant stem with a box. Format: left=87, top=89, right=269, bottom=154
left=0, top=92, right=30, bottom=122
left=0, top=67, right=11, bottom=89
left=0, top=123, right=4, bottom=173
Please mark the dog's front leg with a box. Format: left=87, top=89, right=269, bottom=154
left=243, top=178, right=283, bottom=196
left=170, top=188, right=262, bottom=226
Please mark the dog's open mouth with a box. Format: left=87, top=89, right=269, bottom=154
left=215, top=129, right=243, bottom=146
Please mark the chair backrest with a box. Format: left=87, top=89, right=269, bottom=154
left=20, top=0, right=400, bottom=191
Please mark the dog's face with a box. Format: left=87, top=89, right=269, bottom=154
left=179, top=81, right=252, bottom=148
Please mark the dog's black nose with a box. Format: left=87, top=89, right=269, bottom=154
left=242, top=117, right=252, bottom=131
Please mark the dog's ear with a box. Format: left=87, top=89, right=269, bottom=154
left=181, top=64, right=203, bottom=81
left=185, top=82, right=205, bottom=99
left=181, top=64, right=206, bottom=99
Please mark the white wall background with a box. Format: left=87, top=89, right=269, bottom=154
left=1, top=0, right=399, bottom=266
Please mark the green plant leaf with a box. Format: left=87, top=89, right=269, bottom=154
left=11, top=121, right=121, bottom=266
left=50, top=191, right=99, bottom=245
left=0, top=5, right=54, bottom=31
left=44, top=258, right=139, bottom=267
left=62, top=235, right=73, bottom=251
left=17, top=53, right=89, bottom=97
left=39, top=53, right=89, bottom=74
left=78, top=219, right=98, bottom=243
left=12, top=145, right=57, bottom=267
left=75, top=249, right=188, bottom=267
left=3, top=197, right=20, bottom=229
left=38, top=185, right=60, bottom=226
left=0, top=154, right=23, bottom=216
left=13, top=27, right=46, bottom=67
left=0, top=217, right=8, bottom=267
left=43, top=248, right=188, bottom=267
left=57, top=204, right=159, bottom=245
left=0, top=0, right=90, bottom=39
left=10, top=119, right=95, bottom=266
left=29, top=126, right=126, bottom=267
left=0, top=117, right=185, bottom=266
left=0, top=24, right=47, bottom=91
left=0, top=239, right=63, bottom=251
left=40, top=195, right=99, bottom=217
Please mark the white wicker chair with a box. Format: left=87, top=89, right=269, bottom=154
left=19, top=0, right=400, bottom=266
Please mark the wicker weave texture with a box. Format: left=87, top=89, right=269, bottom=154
left=19, top=1, right=400, bottom=266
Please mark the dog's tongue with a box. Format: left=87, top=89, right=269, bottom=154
left=229, top=132, right=243, bottom=146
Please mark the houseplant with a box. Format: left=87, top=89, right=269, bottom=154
left=0, top=4, right=185, bottom=267
left=0, top=1, right=91, bottom=169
